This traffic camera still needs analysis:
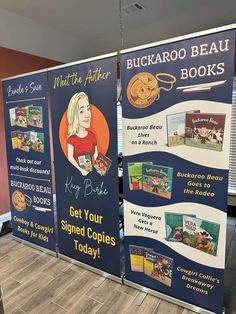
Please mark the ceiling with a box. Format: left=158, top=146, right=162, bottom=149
left=0, top=0, right=235, bottom=61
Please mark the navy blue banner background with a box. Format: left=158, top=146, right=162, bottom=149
left=122, top=31, right=235, bottom=119
left=121, top=30, right=235, bottom=313
left=2, top=72, right=56, bottom=251
left=49, top=56, right=120, bottom=277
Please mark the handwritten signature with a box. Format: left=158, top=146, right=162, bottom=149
left=65, top=176, right=108, bottom=199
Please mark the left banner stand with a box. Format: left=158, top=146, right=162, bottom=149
left=2, top=71, right=56, bottom=253
left=49, top=53, right=121, bottom=279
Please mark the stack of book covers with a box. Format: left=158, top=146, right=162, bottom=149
left=9, top=105, right=43, bottom=128
left=128, top=162, right=173, bottom=199
left=11, top=130, right=44, bottom=153
left=165, top=213, right=220, bottom=256
left=129, top=245, right=173, bottom=287
left=166, top=111, right=225, bottom=151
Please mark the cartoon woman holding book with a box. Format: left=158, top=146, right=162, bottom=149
left=67, top=92, right=98, bottom=176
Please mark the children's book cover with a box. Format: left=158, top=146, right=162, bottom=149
left=17, top=131, right=31, bottom=152
left=9, top=108, right=16, bottom=126
left=185, top=113, right=225, bottom=151
left=182, top=216, right=220, bottom=256
left=30, top=132, right=44, bottom=153
left=128, top=162, right=153, bottom=190
left=94, top=153, right=112, bottom=176
left=11, top=130, right=19, bottom=149
left=144, top=249, right=173, bottom=286
left=166, top=110, right=200, bottom=147
left=165, top=212, right=196, bottom=242
left=128, top=162, right=143, bottom=190
left=78, top=154, right=92, bottom=172
left=142, top=164, right=173, bottom=199
left=130, top=245, right=147, bottom=272
left=15, top=107, right=28, bottom=128
left=28, top=106, right=43, bottom=128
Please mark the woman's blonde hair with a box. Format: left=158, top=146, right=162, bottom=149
left=67, top=92, right=89, bottom=138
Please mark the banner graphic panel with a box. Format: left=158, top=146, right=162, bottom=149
left=121, top=30, right=235, bottom=313
left=49, top=55, right=120, bottom=276
left=2, top=72, right=56, bottom=251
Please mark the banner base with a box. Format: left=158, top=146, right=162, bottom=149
left=58, top=253, right=122, bottom=284
left=123, top=278, right=221, bottom=314
left=12, top=235, right=57, bottom=257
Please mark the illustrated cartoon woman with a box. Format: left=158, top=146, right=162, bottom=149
left=67, top=92, right=98, bottom=176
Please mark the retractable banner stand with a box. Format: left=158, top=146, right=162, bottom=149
left=121, top=28, right=235, bottom=313
left=2, top=72, right=56, bottom=252
left=49, top=54, right=120, bottom=277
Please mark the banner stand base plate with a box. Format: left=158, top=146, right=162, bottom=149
left=123, top=278, right=220, bottom=314
left=12, top=235, right=57, bottom=257
left=58, top=253, right=122, bottom=284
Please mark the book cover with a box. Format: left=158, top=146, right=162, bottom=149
left=185, top=113, right=225, bottom=151
left=182, top=216, right=220, bottom=256
left=9, top=108, right=17, bottom=126
left=77, top=154, right=92, bottom=172
left=11, top=130, right=19, bottom=149
left=165, top=212, right=196, bottom=242
left=128, top=162, right=143, bottom=190
left=142, top=163, right=173, bottom=199
left=17, top=131, right=31, bottom=152
left=15, top=107, right=28, bottom=128
left=144, top=250, right=173, bottom=286
left=166, top=110, right=200, bottom=147
left=94, top=152, right=112, bottom=176
left=128, top=162, right=153, bottom=190
left=28, top=106, right=43, bottom=128
left=30, top=131, right=44, bottom=153
left=129, top=245, right=148, bottom=272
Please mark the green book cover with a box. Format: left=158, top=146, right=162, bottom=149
left=165, top=212, right=196, bottom=242
left=78, top=154, right=92, bottom=172
left=128, top=162, right=153, bottom=190
left=182, top=215, right=220, bottom=256
left=128, top=162, right=143, bottom=190
left=9, top=107, right=16, bottom=126
left=28, top=105, right=43, bottom=128
left=30, top=131, right=44, bottom=153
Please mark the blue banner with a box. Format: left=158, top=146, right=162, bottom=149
left=121, top=30, right=235, bottom=313
left=49, top=55, right=120, bottom=277
left=2, top=72, right=56, bottom=251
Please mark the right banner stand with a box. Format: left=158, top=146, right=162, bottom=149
left=121, top=25, right=236, bottom=313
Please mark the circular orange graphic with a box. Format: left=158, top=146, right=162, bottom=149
left=59, top=104, right=110, bottom=159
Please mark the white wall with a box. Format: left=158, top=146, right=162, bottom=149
left=0, top=8, right=85, bottom=62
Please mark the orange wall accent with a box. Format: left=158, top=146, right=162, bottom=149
left=0, top=47, right=62, bottom=216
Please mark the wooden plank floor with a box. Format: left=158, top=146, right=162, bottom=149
left=0, top=216, right=235, bottom=314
